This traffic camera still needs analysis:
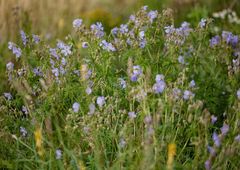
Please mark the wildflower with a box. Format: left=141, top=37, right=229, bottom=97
left=111, top=27, right=118, bottom=35
left=119, top=78, right=126, bottom=89
left=128, top=111, right=136, bottom=119
left=189, top=80, right=196, bottom=88
left=22, top=105, right=28, bottom=114
left=82, top=42, right=88, bottom=48
left=55, top=149, right=62, bottom=159
left=212, top=132, right=221, bottom=147
left=120, top=24, right=128, bottom=34
left=33, top=67, right=43, bottom=77
left=72, top=102, right=80, bottom=113
left=20, top=126, right=27, bottom=137
left=211, top=115, right=217, bottom=124
left=199, top=18, right=207, bottom=28
left=167, top=143, right=176, bottom=170
left=119, top=138, right=126, bottom=148
left=88, top=103, right=95, bottom=115
left=220, top=124, right=229, bottom=136
left=97, top=96, right=105, bottom=108
left=8, top=42, right=22, bottom=58
left=52, top=68, right=59, bottom=77
left=205, top=160, right=211, bottom=170
left=130, top=65, right=142, bottom=82
left=155, top=74, right=164, bottom=82
left=6, top=62, right=14, bottom=71
left=91, top=22, right=104, bottom=38
left=183, top=90, right=195, bottom=100
left=153, top=80, right=166, bottom=94
left=148, top=10, right=158, bottom=23
left=207, top=145, right=216, bottom=156
left=129, top=15, right=136, bottom=22
left=4, top=92, right=12, bottom=100
left=34, top=128, right=44, bottom=156
left=235, top=135, right=240, bottom=142
left=20, top=30, right=28, bottom=46
left=49, top=48, right=60, bottom=60
left=178, top=55, right=185, bottom=64
left=237, top=89, right=240, bottom=100
left=85, top=86, right=92, bottom=95
left=139, top=31, right=145, bottom=40
left=32, top=34, right=40, bottom=44
left=172, top=88, right=181, bottom=99
left=57, top=41, right=72, bottom=56
left=61, top=57, right=67, bottom=66
left=100, top=40, right=116, bottom=52
left=142, top=5, right=148, bottom=11
left=210, top=35, right=221, bottom=47
left=139, top=39, right=147, bottom=48
left=164, top=25, right=175, bottom=35
left=73, top=18, right=83, bottom=28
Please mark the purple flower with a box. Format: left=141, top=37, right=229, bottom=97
left=207, top=145, right=216, bottom=156
left=6, top=62, right=14, bottom=71
left=22, top=105, right=28, bottom=114
left=57, top=41, right=72, bottom=56
left=4, top=92, right=12, bottom=100
left=85, top=86, right=92, bottom=95
left=139, top=31, right=145, bottom=40
left=120, top=24, right=128, bottom=34
left=97, top=96, right=105, bottom=108
left=183, top=90, right=195, bottom=100
left=119, top=78, right=126, bottom=89
left=128, top=111, right=136, bottom=119
left=212, top=132, right=221, bottom=147
left=20, top=30, right=28, bottom=46
left=210, top=35, right=221, bottom=47
left=211, top=115, right=217, bottom=124
left=100, top=40, right=116, bottom=52
left=220, top=124, right=229, bottom=136
left=88, top=103, right=95, bottom=115
left=173, top=88, right=181, bottom=99
left=33, top=67, right=43, bottom=77
left=55, top=149, right=62, bottom=159
left=164, top=25, right=175, bottom=35
left=8, top=42, right=22, bottom=58
left=205, top=159, right=211, bottom=170
left=49, top=48, right=60, bottom=60
left=111, top=27, right=118, bottom=35
left=72, top=102, right=80, bottom=113
left=20, top=126, right=27, bottom=137
left=148, top=10, right=158, bottom=23
left=235, top=134, right=240, bottom=142
left=155, top=74, right=164, bottom=83
left=32, top=34, right=40, bottom=44
left=52, top=68, right=59, bottom=77
left=237, top=89, right=240, bottom=100
left=199, top=18, right=207, bottom=28
left=73, top=18, right=83, bottom=28
left=142, top=5, right=148, bottom=11
left=178, top=55, right=185, bottom=64
left=91, top=22, right=105, bottom=38
left=119, top=138, right=126, bottom=148
left=153, top=80, right=166, bottom=94
left=131, top=65, right=142, bottom=82
left=82, top=42, right=88, bottom=48
left=189, top=80, right=196, bottom=88
left=129, top=15, right=136, bottom=22
left=139, top=39, right=147, bottom=48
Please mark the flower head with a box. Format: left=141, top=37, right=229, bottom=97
left=212, top=132, right=221, bottom=147
left=128, top=111, right=136, bottom=119
left=97, top=96, right=105, bottom=108
left=20, top=30, right=28, bottom=46
left=237, top=89, right=240, bottom=100
left=56, top=149, right=62, bottom=159
left=6, top=62, right=14, bottom=71
left=72, top=102, right=80, bottom=113
left=4, top=92, right=12, bottom=100
left=73, top=19, right=83, bottom=28
left=20, top=126, right=28, bottom=137
left=220, top=124, right=229, bottom=136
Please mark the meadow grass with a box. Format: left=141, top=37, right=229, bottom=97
left=0, top=4, right=240, bottom=170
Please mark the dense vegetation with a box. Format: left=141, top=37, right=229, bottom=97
left=0, top=5, right=240, bottom=170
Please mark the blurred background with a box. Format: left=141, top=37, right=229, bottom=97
left=0, top=0, right=240, bottom=92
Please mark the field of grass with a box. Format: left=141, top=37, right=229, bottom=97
left=0, top=1, right=240, bottom=169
